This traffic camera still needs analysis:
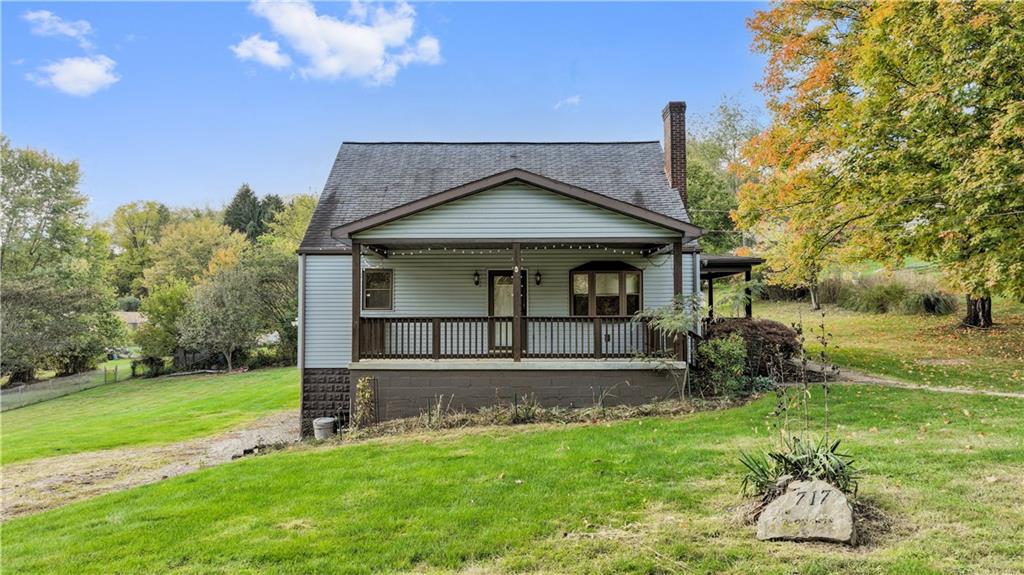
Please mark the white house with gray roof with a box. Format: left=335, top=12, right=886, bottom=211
left=297, top=101, right=708, bottom=435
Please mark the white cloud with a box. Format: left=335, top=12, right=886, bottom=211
left=245, top=0, right=441, bottom=84
left=30, top=55, right=119, bottom=96
left=24, top=10, right=94, bottom=49
left=554, top=95, right=582, bottom=109
left=230, top=33, right=292, bottom=69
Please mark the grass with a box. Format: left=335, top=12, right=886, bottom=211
left=755, top=299, right=1024, bottom=393
left=3, top=385, right=1022, bottom=574
left=0, top=367, right=298, bottom=465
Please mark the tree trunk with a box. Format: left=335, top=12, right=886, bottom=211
left=809, top=284, right=821, bottom=311
left=6, top=365, right=36, bottom=384
left=962, top=295, right=993, bottom=328
left=225, top=348, right=234, bottom=372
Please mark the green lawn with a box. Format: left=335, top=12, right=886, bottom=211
left=0, top=367, right=299, bottom=465
left=4, top=385, right=1022, bottom=574
left=756, top=299, right=1024, bottom=392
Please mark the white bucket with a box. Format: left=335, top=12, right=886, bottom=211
left=313, top=417, right=336, bottom=440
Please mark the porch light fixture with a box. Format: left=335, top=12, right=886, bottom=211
left=535, top=271, right=542, bottom=286
left=473, top=271, right=480, bottom=286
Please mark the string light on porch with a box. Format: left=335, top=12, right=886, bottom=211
left=379, top=243, right=665, bottom=257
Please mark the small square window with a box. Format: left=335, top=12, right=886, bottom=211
left=363, top=269, right=393, bottom=310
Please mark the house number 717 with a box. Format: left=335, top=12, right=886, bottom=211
left=795, top=490, right=831, bottom=506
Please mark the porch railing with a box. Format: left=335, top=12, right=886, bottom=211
left=358, top=316, right=686, bottom=362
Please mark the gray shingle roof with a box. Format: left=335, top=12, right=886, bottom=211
left=300, top=141, right=690, bottom=252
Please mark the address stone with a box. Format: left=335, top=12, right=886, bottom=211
left=756, top=479, right=856, bottom=544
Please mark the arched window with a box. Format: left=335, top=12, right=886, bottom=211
left=569, top=261, right=642, bottom=317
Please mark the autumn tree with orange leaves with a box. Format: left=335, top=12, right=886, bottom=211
left=736, top=1, right=1024, bottom=327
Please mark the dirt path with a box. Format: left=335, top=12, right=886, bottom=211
left=1, top=410, right=299, bottom=521
left=800, top=361, right=1024, bottom=399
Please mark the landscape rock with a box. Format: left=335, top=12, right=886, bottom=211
left=756, top=479, right=856, bottom=545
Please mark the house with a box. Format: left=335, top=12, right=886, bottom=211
left=297, top=101, right=760, bottom=436
left=113, top=311, right=146, bottom=333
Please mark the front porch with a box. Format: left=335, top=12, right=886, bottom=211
left=349, top=238, right=697, bottom=365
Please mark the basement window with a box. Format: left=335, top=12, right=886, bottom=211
left=363, top=269, right=393, bottom=310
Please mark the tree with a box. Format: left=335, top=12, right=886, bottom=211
left=245, top=194, right=316, bottom=364
left=134, top=280, right=191, bottom=360
left=260, top=194, right=317, bottom=254
left=0, top=137, right=121, bottom=381
left=177, top=267, right=264, bottom=371
left=143, top=218, right=248, bottom=288
left=688, top=98, right=762, bottom=254
left=223, top=184, right=284, bottom=242
left=108, top=201, right=171, bottom=296
left=242, top=246, right=299, bottom=364
left=737, top=2, right=1024, bottom=326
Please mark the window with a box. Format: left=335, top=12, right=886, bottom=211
left=569, top=263, right=642, bottom=316
left=363, top=269, right=393, bottom=310
left=572, top=273, right=590, bottom=316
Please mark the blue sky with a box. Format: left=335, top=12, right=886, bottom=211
left=3, top=1, right=767, bottom=219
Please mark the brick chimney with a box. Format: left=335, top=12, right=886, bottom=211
left=662, top=101, right=687, bottom=207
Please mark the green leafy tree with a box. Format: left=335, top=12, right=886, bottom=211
left=108, top=200, right=171, bottom=296
left=260, top=194, right=317, bottom=254
left=134, top=280, right=191, bottom=359
left=688, top=98, right=762, bottom=254
left=177, top=267, right=265, bottom=371
left=738, top=1, right=1024, bottom=326
left=143, top=218, right=248, bottom=288
left=0, top=137, right=120, bottom=381
left=242, top=246, right=299, bottom=364
left=223, top=184, right=284, bottom=242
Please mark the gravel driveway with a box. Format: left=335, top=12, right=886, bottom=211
left=1, top=410, right=299, bottom=520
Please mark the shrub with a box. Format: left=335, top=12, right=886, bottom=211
left=740, top=435, right=859, bottom=497
left=352, top=377, right=376, bottom=428
left=815, top=277, right=853, bottom=305
left=117, top=295, right=141, bottom=312
left=898, top=290, right=958, bottom=315
left=242, top=346, right=282, bottom=370
left=704, top=318, right=800, bottom=377
left=840, top=281, right=909, bottom=313
left=695, top=333, right=747, bottom=397
left=825, top=275, right=957, bottom=315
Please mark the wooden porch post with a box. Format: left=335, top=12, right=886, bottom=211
left=672, top=240, right=684, bottom=361
left=512, top=242, right=523, bottom=361
left=744, top=269, right=753, bottom=319
left=351, top=241, right=361, bottom=363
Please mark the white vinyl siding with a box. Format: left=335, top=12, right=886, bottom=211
left=354, top=183, right=679, bottom=240
left=304, top=255, right=351, bottom=368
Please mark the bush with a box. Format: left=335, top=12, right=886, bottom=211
left=740, top=435, right=859, bottom=497
left=704, top=318, right=800, bottom=377
left=242, top=346, right=283, bottom=370
left=117, top=296, right=141, bottom=312
left=695, top=333, right=748, bottom=397
left=898, top=290, right=958, bottom=315
left=818, top=275, right=958, bottom=316
left=815, top=277, right=853, bottom=305
left=352, top=377, right=376, bottom=428
left=840, top=282, right=909, bottom=313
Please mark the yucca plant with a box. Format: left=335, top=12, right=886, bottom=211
left=740, top=435, right=859, bottom=497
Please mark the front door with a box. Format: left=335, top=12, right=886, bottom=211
left=488, top=270, right=527, bottom=350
